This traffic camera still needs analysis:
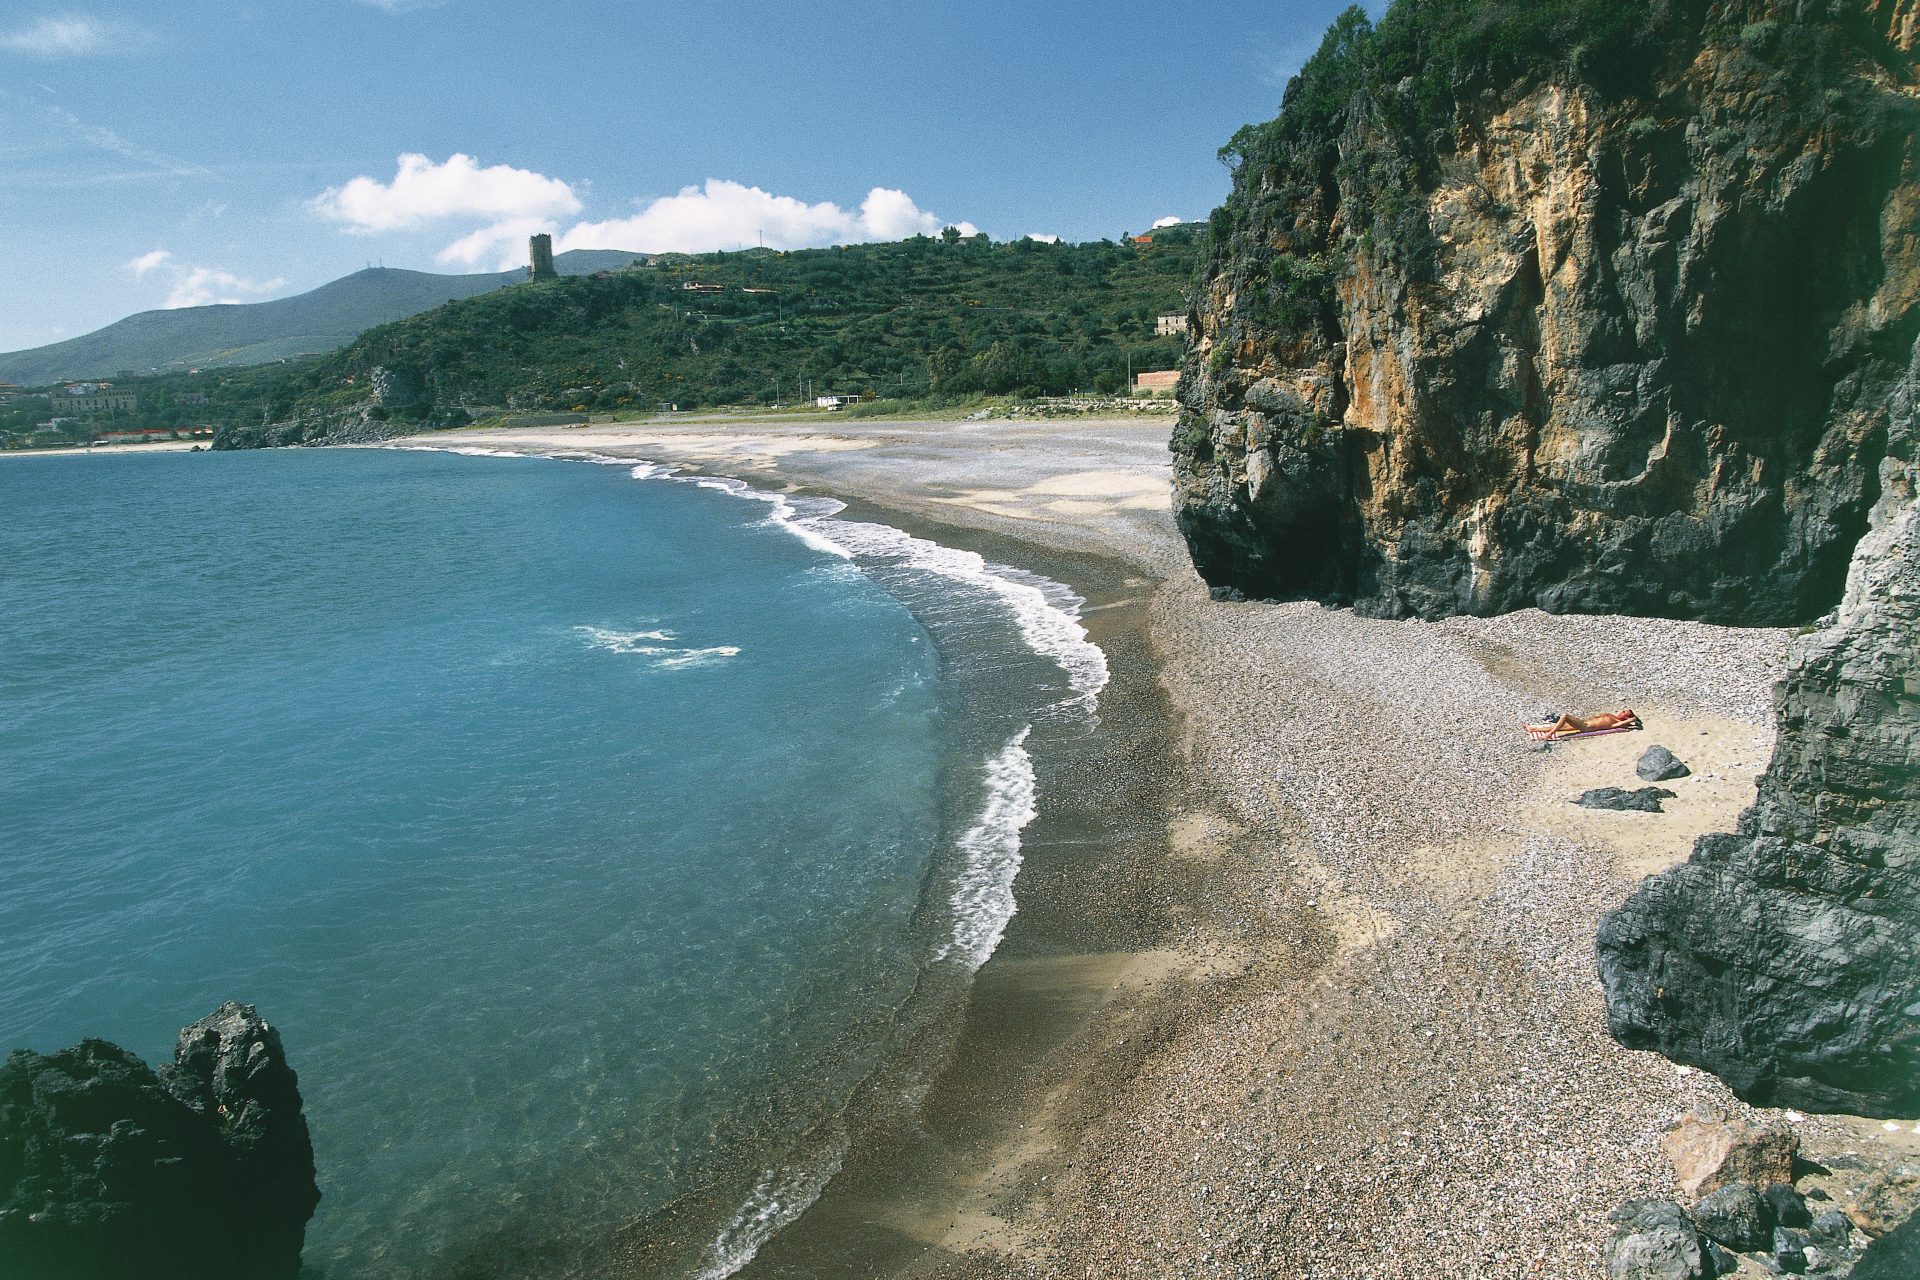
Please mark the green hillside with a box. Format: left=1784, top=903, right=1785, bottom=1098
left=151, top=230, right=1200, bottom=447
left=0, top=251, right=644, bottom=385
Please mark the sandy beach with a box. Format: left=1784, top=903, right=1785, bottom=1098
left=1, top=441, right=206, bottom=459
left=396, top=417, right=1916, bottom=1277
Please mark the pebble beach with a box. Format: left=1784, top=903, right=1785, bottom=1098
left=396, top=415, right=1914, bottom=1278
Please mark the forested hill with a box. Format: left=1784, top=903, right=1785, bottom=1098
left=196, top=229, right=1199, bottom=448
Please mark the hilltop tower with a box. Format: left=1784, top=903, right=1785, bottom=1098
left=528, top=233, right=557, bottom=281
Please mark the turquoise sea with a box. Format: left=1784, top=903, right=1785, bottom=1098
left=0, top=446, right=1103, bottom=1277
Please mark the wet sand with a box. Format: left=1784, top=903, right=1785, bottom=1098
left=390, top=417, right=1910, bottom=1278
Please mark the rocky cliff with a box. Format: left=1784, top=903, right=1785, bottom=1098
left=1173, top=0, right=1919, bottom=624
left=1178, top=0, right=1920, bottom=1117
left=0, top=1003, right=321, bottom=1279
left=1596, top=334, right=1918, bottom=1116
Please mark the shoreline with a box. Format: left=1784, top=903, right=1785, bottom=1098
left=1, top=441, right=205, bottom=459
left=391, top=420, right=1914, bottom=1277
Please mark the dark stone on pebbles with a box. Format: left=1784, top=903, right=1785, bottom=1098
left=1694, top=1182, right=1773, bottom=1252
left=1579, top=787, right=1678, bottom=813
left=1607, top=1199, right=1708, bottom=1280
left=1808, top=1210, right=1854, bottom=1247
left=1774, top=1227, right=1811, bottom=1273
left=1766, top=1184, right=1813, bottom=1229
left=1638, top=746, right=1692, bottom=782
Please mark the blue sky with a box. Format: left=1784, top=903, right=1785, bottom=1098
left=0, top=1, right=1370, bottom=353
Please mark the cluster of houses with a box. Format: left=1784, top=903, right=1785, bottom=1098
left=0, top=379, right=222, bottom=450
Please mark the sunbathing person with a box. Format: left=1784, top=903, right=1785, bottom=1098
left=1526, top=708, right=1641, bottom=739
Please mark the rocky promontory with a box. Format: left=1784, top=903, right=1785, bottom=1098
left=1173, top=0, right=1918, bottom=625
left=0, top=1003, right=320, bottom=1280
left=1597, top=344, right=1918, bottom=1116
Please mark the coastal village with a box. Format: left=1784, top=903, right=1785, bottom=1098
left=0, top=379, right=214, bottom=450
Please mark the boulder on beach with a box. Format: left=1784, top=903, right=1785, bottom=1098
left=1596, top=443, right=1920, bottom=1116
left=1636, top=745, right=1692, bottom=782
left=1659, top=1115, right=1798, bottom=1202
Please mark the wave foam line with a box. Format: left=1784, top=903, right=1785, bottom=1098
left=933, top=728, right=1038, bottom=971
left=820, top=521, right=1110, bottom=711
left=690, top=1135, right=848, bottom=1280
left=681, top=475, right=853, bottom=561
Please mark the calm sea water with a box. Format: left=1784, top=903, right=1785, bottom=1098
left=0, top=447, right=1102, bottom=1278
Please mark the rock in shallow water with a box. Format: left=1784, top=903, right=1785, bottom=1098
left=0, top=1002, right=319, bottom=1280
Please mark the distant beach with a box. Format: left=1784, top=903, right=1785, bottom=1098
left=385, top=415, right=1917, bottom=1277
left=0, top=440, right=204, bottom=459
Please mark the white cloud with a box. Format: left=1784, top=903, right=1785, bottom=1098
left=1151, top=215, right=1184, bottom=229
left=2, top=16, right=120, bottom=57
left=358, top=0, right=446, bottom=10
left=1025, top=233, right=1061, bottom=244
left=555, top=180, right=975, bottom=256
left=312, top=153, right=581, bottom=234
left=164, top=266, right=286, bottom=309
left=435, top=216, right=556, bottom=271
left=125, top=249, right=172, bottom=276
left=122, top=252, right=284, bottom=308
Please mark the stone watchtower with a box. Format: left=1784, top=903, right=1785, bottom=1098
left=528, top=233, right=557, bottom=281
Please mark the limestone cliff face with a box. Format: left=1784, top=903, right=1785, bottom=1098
left=1596, top=334, right=1918, bottom=1116
left=1175, top=0, right=1919, bottom=624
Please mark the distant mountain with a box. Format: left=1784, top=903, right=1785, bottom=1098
left=0, top=250, right=645, bottom=386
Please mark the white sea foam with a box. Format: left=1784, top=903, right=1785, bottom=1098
left=680, top=474, right=854, bottom=560
left=691, top=1135, right=848, bottom=1280
left=817, top=519, right=1110, bottom=711
left=575, top=626, right=740, bottom=668
left=933, top=728, right=1038, bottom=971
left=393, top=446, right=1105, bottom=712
left=435, top=445, right=533, bottom=459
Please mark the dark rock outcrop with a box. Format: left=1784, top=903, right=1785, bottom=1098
left=1596, top=328, right=1920, bottom=1114
left=1173, top=0, right=1919, bottom=625
left=0, top=1003, right=320, bottom=1280
left=1851, top=1210, right=1920, bottom=1279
